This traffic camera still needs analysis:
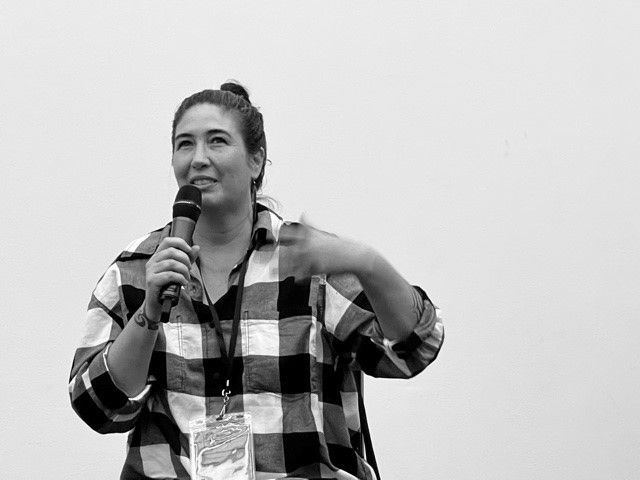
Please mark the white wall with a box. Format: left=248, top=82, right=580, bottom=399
left=1, top=1, right=638, bottom=478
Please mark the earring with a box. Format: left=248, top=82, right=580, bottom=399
left=251, top=179, right=257, bottom=224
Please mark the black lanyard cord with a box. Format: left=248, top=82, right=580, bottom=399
left=197, top=247, right=252, bottom=397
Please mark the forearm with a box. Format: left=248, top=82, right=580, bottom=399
left=349, top=243, right=423, bottom=341
left=105, top=235, right=195, bottom=397
left=106, top=305, right=160, bottom=397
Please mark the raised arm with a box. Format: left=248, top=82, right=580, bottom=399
left=279, top=222, right=431, bottom=340
left=106, top=236, right=198, bottom=396
left=69, top=230, right=199, bottom=432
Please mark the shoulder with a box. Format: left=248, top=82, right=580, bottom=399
left=255, top=203, right=286, bottom=245
left=115, top=224, right=171, bottom=262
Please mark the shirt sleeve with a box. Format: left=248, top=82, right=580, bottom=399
left=322, top=273, right=444, bottom=378
left=68, top=260, right=152, bottom=434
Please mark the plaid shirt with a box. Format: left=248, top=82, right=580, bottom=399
left=69, top=205, right=444, bottom=480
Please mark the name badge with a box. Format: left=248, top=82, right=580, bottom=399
left=189, top=412, right=256, bottom=480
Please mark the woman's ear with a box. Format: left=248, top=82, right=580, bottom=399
left=250, top=147, right=266, bottom=179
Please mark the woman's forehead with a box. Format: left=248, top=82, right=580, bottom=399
left=175, top=103, right=241, bottom=136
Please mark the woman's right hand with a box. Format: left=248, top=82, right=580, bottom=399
left=143, top=237, right=200, bottom=320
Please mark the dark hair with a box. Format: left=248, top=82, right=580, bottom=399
left=172, top=82, right=268, bottom=190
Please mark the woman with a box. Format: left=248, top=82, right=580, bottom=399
left=69, top=82, right=444, bottom=480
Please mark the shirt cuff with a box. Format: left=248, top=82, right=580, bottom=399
left=87, top=344, right=152, bottom=410
left=374, top=292, right=443, bottom=360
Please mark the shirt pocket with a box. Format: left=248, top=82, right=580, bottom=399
left=242, top=312, right=318, bottom=395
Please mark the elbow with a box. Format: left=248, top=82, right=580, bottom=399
left=70, top=391, right=139, bottom=435
left=72, top=405, right=137, bottom=435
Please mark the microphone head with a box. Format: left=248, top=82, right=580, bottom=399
left=175, top=184, right=202, bottom=204
left=173, top=185, right=202, bottom=222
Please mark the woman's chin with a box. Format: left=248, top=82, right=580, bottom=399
left=199, top=194, right=255, bottom=218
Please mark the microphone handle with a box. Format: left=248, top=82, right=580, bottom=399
left=158, top=216, right=197, bottom=322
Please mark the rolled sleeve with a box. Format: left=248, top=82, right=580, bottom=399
left=369, top=290, right=444, bottom=378
left=69, top=344, right=151, bottom=434
left=325, top=274, right=444, bottom=379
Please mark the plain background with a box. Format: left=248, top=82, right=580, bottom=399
left=1, top=1, right=639, bottom=479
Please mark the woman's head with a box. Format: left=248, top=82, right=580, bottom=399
left=172, top=82, right=268, bottom=190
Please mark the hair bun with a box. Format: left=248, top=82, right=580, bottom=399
left=220, top=82, right=251, bottom=104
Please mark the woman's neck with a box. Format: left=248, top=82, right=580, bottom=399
left=193, top=204, right=254, bottom=253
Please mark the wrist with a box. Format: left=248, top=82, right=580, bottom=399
left=139, top=303, right=162, bottom=330
left=143, top=298, right=159, bottom=318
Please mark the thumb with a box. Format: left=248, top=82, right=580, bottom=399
left=189, top=245, right=201, bottom=264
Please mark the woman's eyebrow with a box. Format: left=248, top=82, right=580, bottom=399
left=174, top=132, right=192, bottom=141
left=175, top=129, right=229, bottom=140
left=205, top=128, right=230, bottom=136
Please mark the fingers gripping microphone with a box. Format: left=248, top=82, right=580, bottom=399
left=159, top=185, right=202, bottom=323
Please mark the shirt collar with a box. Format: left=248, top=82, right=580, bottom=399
left=252, top=202, right=281, bottom=247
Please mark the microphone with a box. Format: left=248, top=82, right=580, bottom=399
left=159, top=185, right=202, bottom=323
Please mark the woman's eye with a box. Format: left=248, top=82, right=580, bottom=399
left=176, top=141, right=193, bottom=150
left=209, top=136, right=225, bottom=145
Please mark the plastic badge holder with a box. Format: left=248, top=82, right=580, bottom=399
left=189, top=412, right=256, bottom=480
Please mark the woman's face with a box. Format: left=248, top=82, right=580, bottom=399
left=172, top=103, right=263, bottom=214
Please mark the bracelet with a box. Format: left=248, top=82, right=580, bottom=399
left=134, top=309, right=161, bottom=331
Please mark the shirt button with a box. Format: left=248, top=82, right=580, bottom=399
left=186, top=281, right=201, bottom=298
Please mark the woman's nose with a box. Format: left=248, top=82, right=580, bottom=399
left=191, top=143, right=209, bottom=168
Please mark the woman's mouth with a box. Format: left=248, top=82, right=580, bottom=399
left=190, top=177, right=216, bottom=186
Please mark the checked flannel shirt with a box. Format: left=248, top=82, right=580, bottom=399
left=69, top=204, right=444, bottom=479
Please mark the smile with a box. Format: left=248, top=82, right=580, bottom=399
left=190, top=177, right=217, bottom=186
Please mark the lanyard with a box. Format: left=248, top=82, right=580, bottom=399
left=196, top=247, right=252, bottom=419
